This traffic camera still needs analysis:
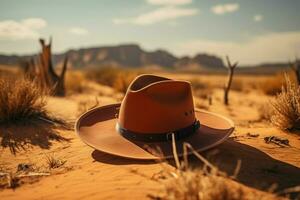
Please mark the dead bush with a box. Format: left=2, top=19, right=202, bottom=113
left=260, top=72, right=296, bottom=96
left=0, top=77, right=48, bottom=124
left=258, top=103, right=273, bottom=122
left=270, top=75, right=300, bottom=131
left=45, top=154, right=67, bottom=169
left=85, top=67, right=138, bottom=93
left=0, top=77, right=69, bottom=127
left=231, top=78, right=244, bottom=92
left=65, top=70, right=88, bottom=95
left=151, top=140, right=280, bottom=200
left=190, top=79, right=213, bottom=99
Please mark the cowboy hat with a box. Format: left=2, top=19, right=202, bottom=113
left=75, top=74, right=234, bottom=160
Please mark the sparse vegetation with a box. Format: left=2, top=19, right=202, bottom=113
left=77, top=97, right=100, bottom=116
left=258, top=103, right=273, bottom=122
left=154, top=168, right=250, bottom=200
left=190, top=79, right=213, bottom=100
left=0, top=76, right=71, bottom=154
left=65, top=70, right=88, bottom=95
left=230, top=78, right=245, bottom=92
left=259, top=73, right=286, bottom=95
left=270, top=75, right=300, bottom=131
left=85, top=67, right=139, bottom=93
left=290, top=59, right=300, bottom=85
left=0, top=77, right=48, bottom=124
left=45, top=154, right=67, bottom=169
left=0, top=76, right=70, bottom=127
left=151, top=140, right=279, bottom=200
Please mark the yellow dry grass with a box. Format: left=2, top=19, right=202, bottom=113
left=85, top=67, right=139, bottom=93
left=65, top=70, right=88, bottom=95
left=152, top=140, right=282, bottom=200
left=271, top=75, right=300, bottom=131
left=45, top=154, right=67, bottom=169
left=0, top=77, right=48, bottom=124
left=258, top=71, right=296, bottom=96
left=0, top=76, right=70, bottom=127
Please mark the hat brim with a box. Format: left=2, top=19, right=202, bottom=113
left=75, top=103, right=234, bottom=160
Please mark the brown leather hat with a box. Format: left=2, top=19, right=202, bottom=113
left=75, top=74, right=234, bottom=159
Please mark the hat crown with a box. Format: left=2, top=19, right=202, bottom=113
left=118, top=74, right=196, bottom=134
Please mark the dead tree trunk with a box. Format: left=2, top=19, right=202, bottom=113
left=22, top=38, right=68, bottom=96
left=290, top=59, right=300, bottom=85
left=224, top=56, right=238, bottom=105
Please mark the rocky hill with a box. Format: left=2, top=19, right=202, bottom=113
left=0, top=44, right=225, bottom=70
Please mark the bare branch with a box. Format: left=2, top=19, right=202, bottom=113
left=60, top=55, right=68, bottom=80
left=224, top=56, right=238, bottom=105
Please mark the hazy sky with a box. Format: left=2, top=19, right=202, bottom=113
left=0, top=0, right=299, bottom=65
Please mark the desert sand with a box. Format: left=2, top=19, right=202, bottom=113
left=0, top=72, right=300, bottom=200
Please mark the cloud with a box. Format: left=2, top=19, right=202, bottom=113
left=113, top=6, right=198, bottom=25
left=177, top=32, right=300, bottom=65
left=69, top=27, right=89, bottom=35
left=147, top=0, right=192, bottom=6
left=254, top=14, right=263, bottom=22
left=0, top=18, right=47, bottom=40
left=21, top=18, right=47, bottom=29
left=211, top=3, right=239, bottom=15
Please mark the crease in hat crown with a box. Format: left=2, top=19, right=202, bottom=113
left=117, top=74, right=197, bottom=134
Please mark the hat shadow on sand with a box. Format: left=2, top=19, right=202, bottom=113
left=92, top=138, right=300, bottom=195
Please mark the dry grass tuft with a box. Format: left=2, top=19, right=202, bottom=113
left=260, top=74, right=285, bottom=96
left=0, top=77, right=70, bottom=127
left=151, top=138, right=281, bottom=200
left=65, top=70, right=88, bottom=95
left=259, top=72, right=296, bottom=96
left=190, top=79, right=213, bottom=100
left=154, top=166, right=248, bottom=200
left=270, top=75, right=300, bottom=131
left=231, top=78, right=245, bottom=92
left=0, top=77, right=72, bottom=153
left=77, top=97, right=100, bottom=116
left=85, top=67, right=138, bottom=93
left=258, top=103, right=273, bottom=122
left=0, top=77, right=48, bottom=124
left=45, top=154, right=67, bottom=169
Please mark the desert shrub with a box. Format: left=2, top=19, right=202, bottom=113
left=112, top=71, right=137, bottom=94
left=190, top=79, right=213, bottom=99
left=85, top=67, right=138, bottom=93
left=154, top=168, right=260, bottom=200
left=45, top=154, right=67, bottom=169
left=65, top=70, right=87, bottom=95
left=77, top=97, right=100, bottom=116
left=258, top=103, right=273, bottom=122
left=152, top=142, right=278, bottom=200
left=0, top=77, right=49, bottom=124
left=190, top=79, right=207, bottom=90
left=231, top=78, right=244, bottom=92
left=0, top=77, right=68, bottom=126
left=0, top=77, right=71, bottom=154
left=0, top=65, right=21, bottom=79
left=260, top=72, right=296, bottom=96
left=270, top=75, right=300, bottom=131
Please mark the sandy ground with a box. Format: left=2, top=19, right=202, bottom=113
left=1, top=72, right=300, bottom=199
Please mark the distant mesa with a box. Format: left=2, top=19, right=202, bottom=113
left=175, top=54, right=225, bottom=71
left=0, top=44, right=225, bottom=70
left=0, top=44, right=291, bottom=73
left=54, top=44, right=224, bottom=70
